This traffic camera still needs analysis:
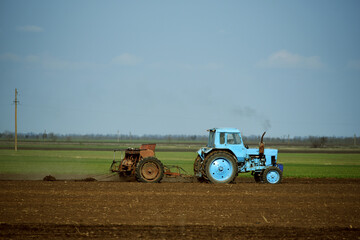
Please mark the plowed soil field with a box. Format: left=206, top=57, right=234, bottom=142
left=0, top=178, right=359, bottom=239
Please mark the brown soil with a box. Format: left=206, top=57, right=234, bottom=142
left=43, top=175, right=56, bottom=181
left=80, top=177, right=97, bottom=182
left=0, top=179, right=359, bottom=239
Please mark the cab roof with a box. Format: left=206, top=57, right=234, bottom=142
left=208, top=128, right=241, bottom=133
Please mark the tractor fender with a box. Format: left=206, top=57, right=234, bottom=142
left=198, top=148, right=237, bottom=161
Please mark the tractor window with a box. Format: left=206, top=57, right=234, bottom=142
left=207, top=131, right=215, bottom=148
left=227, top=133, right=242, bottom=145
left=220, top=133, right=225, bottom=144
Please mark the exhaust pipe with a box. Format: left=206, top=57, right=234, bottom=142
left=259, top=131, right=266, bottom=156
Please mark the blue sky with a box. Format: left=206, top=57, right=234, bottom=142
left=0, top=0, right=359, bottom=137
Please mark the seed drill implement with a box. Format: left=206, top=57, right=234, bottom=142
left=110, top=144, right=187, bottom=183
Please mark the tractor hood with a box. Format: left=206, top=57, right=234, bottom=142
left=246, top=148, right=278, bottom=158
left=264, top=149, right=278, bottom=159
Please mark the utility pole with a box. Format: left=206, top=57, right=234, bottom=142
left=355, top=134, right=357, bottom=146
left=287, top=134, right=290, bottom=145
left=14, top=88, right=19, bottom=151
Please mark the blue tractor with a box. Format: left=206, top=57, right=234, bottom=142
left=194, top=128, right=283, bottom=184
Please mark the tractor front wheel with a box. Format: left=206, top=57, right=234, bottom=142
left=262, top=166, right=282, bottom=184
left=135, top=157, right=164, bottom=183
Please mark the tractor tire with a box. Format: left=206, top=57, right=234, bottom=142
left=135, top=157, right=164, bottom=183
left=262, top=166, right=282, bottom=184
left=204, top=151, right=237, bottom=184
left=193, top=155, right=206, bottom=183
left=253, top=171, right=263, bottom=183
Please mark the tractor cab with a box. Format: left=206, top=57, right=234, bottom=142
left=204, top=128, right=247, bottom=162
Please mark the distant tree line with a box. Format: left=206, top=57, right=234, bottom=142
left=0, top=131, right=207, bottom=143
left=243, top=135, right=358, bottom=148
left=0, top=131, right=358, bottom=148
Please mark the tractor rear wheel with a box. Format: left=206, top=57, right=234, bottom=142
left=204, top=151, right=237, bottom=184
left=262, top=166, right=282, bottom=184
left=194, top=156, right=206, bottom=182
left=135, top=157, right=164, bottom=183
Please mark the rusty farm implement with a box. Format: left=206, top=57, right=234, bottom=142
left=110, top=143, right=187, bottom=183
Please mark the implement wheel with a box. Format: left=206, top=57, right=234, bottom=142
left=136, top=157, right=164, bottom=183
left=205, top=151, right=237, bottom=184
